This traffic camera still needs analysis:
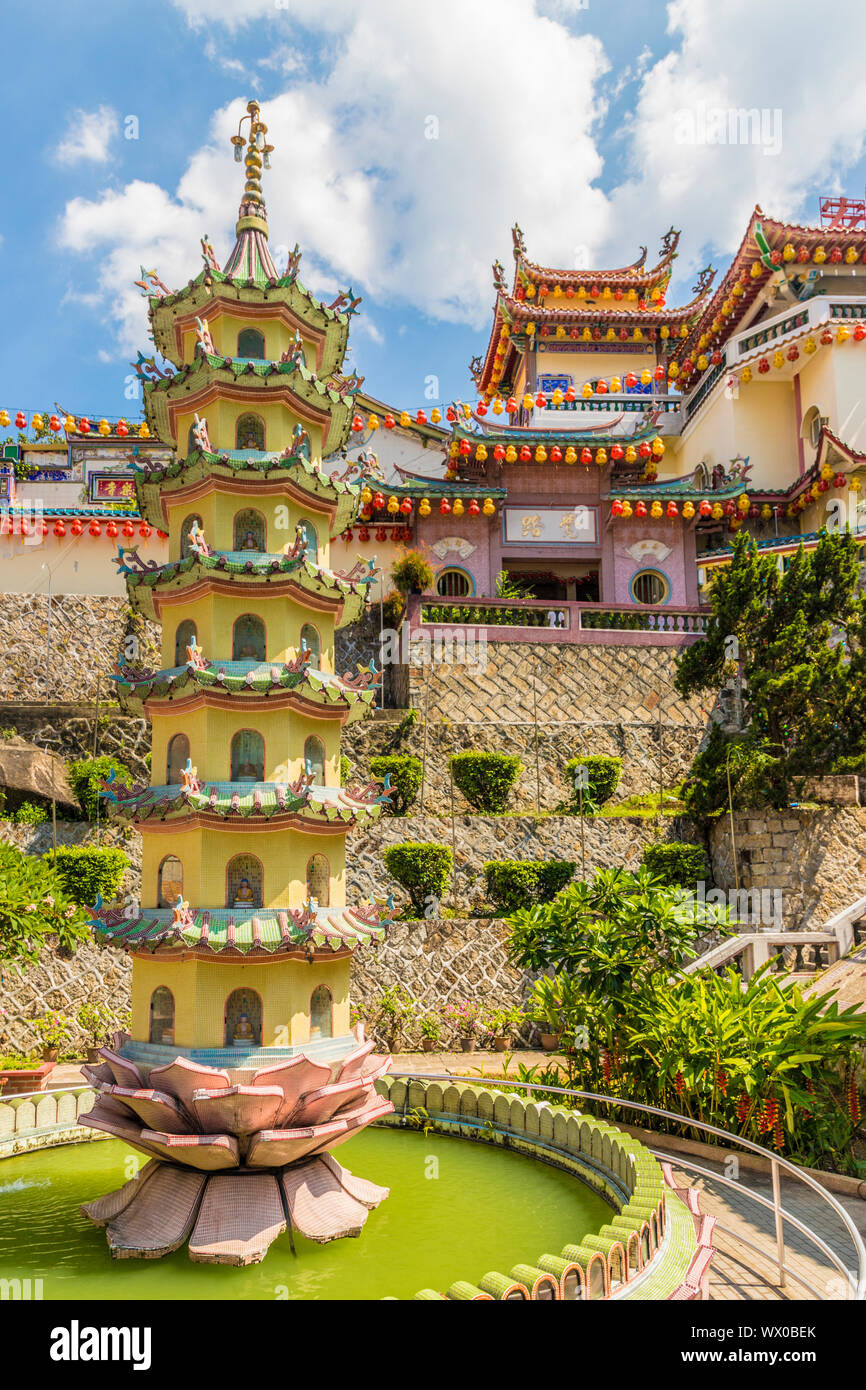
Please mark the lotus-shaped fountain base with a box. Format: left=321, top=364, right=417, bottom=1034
left=80, top=1036, right=393, bottom=1264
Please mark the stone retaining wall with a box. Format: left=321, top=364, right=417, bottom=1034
left=0, top=940, right=132, bottom=1057
left=0, top=594, right=160, bottom=703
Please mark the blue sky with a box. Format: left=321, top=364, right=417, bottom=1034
left=2, top=0, right=866, bottom=426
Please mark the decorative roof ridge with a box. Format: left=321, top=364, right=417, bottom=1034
left=88, top=896, right=393, bottom=954
left=117, top=544, right=377, bottom=594
left=139, top=348, right=356, bottom=407
left=509, top=225, right=681, bottom=287
left=449, top=415, right=662, bottom=442
left=111, top=654, right=382, bottom=701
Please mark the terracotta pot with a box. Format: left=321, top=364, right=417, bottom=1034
left=493, top=1036, right=510, bottom=1052
left=460, top=1037, right=477, bottom=1052
left=540, top=1032, right=560, bottom=1052
left=0, top=1061, right=55, bottom=1095
left=42, top=1048, right=59, bottom=1063
left=86, top=1047, right=102, bottom=1064
left=421, top=1038, right=438, bottom=1053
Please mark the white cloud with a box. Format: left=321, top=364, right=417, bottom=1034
left=54, top=106, right=119, bottom=165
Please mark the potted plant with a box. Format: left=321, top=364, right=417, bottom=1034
left=445, top=999, right=481, bottom=1052
left=0, top=1054, right=57, bottom=1095
left=30, top=1010, right=72, bottom=1063
left=374, top=985, right=415, bottom=1052
left=527, top=978, right=563, bottom=1051
left=419, top=1011, right=443, bottom=1053
left=77, top=1001, right=114, bottom=1064
left=485, top=1004, right=524, bottom=1051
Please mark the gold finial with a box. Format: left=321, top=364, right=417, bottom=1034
left=230, top=100, right=275, bottom=211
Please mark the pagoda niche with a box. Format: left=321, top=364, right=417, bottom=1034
left=82, top=102, right=395, bottom=1265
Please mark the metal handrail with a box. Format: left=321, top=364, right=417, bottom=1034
left=394, top=1071, right=866, bottom=1301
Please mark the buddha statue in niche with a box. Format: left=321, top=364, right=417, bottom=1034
left=232, top=1012, right=255, bottom=1045
left=233, top=876, right=256, bottom=907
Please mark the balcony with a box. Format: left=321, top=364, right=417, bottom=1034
left=407, top=595, right=708, bottom=646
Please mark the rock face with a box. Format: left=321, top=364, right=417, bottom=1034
left=0, top=736, right=78, bottom=811
left=0, top=594, right=160, bottom=703
left=0, top=939, right=132, bottom=1057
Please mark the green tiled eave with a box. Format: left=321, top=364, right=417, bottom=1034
left=448, top=418, right=663, bottom=447
left=89, top=903, right=390, bottom=956
left=388, top=479, right=507, bottom=499
left=111, top=658, right=378, bottom=719
left=133, top=447, right=362, bottom=535
left=604, top=476, right=747, bottom=500
left=123, top=550, right=369, bottom=628
left=616, top=1190, right=697, bottom=1300
left=147, top=271, right=350, bottom=380
left=100, top=780, right=388, bottom=829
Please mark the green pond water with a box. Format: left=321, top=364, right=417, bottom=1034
left=0, top=1130, right=610, bottom=1300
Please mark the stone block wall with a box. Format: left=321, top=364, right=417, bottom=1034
left=0, top=940, right=132, bottom=1057
left=0, top=594, right=159, bottom=704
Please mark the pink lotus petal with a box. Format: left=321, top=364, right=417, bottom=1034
left=188, top=1174, right=286, bottom=1265
left=80, top=1160, right=161, bottom=1227
left=335, top=1039, right=377, bottom=1082
left=308, top=1097, right=395, bottom=1156
left=81, top=1062, right=114, bottom=1089
left=97, top=1047, right=145, bottom=1090
left=282, top=1158, right=369, bottom=1243
left=250, top=1055, right=331, bottom=1124
left=105, top=1166, right=207, bottom=1259
left=319, top=1152, right=390, bottom=1210
left=106, top=1085, right=192, bottom=1135
left=288, top=1077, right=374, bottom=1128
left=138, top=1130, right=240, bottom=1171
left=191, top=1085, right=284, bottom=1137
left=245, top=1119, right=347, bottom=1169
left=148, top=1058, right=231, bottom=1111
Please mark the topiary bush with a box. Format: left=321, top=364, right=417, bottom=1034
left=383, top=842, right=452, bottom=916
left=484, top=859, right=575, bottom=915
left=68, top=757, right=134, bottom=821
left=450, top=751, right=523, bottom=813
left=563, top=755, right=622, bottom=809
left=49, top=845, right=129, bottom=906
left=370, top=755, right=423, bottom=815
left=641, top=841, right=709, bottom=888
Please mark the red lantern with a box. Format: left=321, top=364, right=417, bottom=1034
left=538, top=283, right=549, bottom=297
left=122, top=521, right=135, bottom=537
left=358, top=526, right=370, bottom=542
left=830, top=246, right=843, bottom=263
left=611, top=500, right=624, bottom=517
left=723, top=501, right=736, bottom=516
left=467, top=499, right=480, bottom=516
left=14, top=411, right=26, bottom=429
left=106, top=521, right=118, bottom=538
left=139, top=522, right=152, bottom=538
left=596, top=379, right=608, bottom=395
left=446, top=406, right=457, bottom=422
left=475, top=401, right=487, bottom=417
left=88, top=520, right=101, bottom=537
left=550, top=446, right=563, bottom=463
left=580, top=448, right=592, bottom=465
left=749, top=505, right=760, bottom=519
left=416, top=409, right=427, bottom=425
left=666, top=501, right=678, bottom=518
left=638, top=441, right=651, bottom=459
left=343, top=529, right=354, bottom=542
left=375, top=526, right=387, bottom=541
left=854, top=324, right=866, bottom=342
left=403, top=528, right=413, bottom=543
left=116, top=421, right=129, bottom=438
left=821, top=330, right=833, bottom=345
left=699, top=500, right=712, bottom=516
left=384, top=413, right=396, bottom=429
left=786, top=345, right=799, bottom=362
left=834, top=473, right=846, bottom=488
left=634, top=501, right=647, bottom=518
left=71, top=520, right=83, bottom=537
left=439, top=498, right=451, bottom=514
left=519, top=446, right=532, bottom=462
left=654, top=365, right=666, bottom=382
left=351, top=414, right=364, bottom=432
left=818, top=479, right=830, bottom=492
left=610, top=444, right=624, bottom=462
left=535, top=392, right=546, bottom=408
left=49, top=415, right=61, bottom=433
left=796, top=246, right=809, bottom=263
left=758, top=357, right=770, bottom=373
left=53, top=521, right=66, bottom=537
left=493, top=444, right=506, bottom=461
left=373, top=492, right=385, bottom=510
left=564, top=387, right=575, bottom=403
left=505, top=397, right=518, bottom=414
left=625, top=373, right=637, bottom=390
left=399, top=498, right=412, bottom=515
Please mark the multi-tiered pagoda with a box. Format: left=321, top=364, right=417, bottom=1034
left=82, top=102, right=394, bottom=1264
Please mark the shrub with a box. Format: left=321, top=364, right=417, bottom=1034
left=68, top=757, right=134, bottom=821
left=641, top=841, right=709, bottom=888
left=391, top=550, right=434, bottom=595
left=370, top=755, right=423, bottom=815
left=563, top=755, right=622, bottom=808
left=383, top=842, right=452, bottom=916
left=50, top=846, right=129, bottom=906
left=484, top=859, right=575, bottom=914
left=381, top=589, right=406, bottom=629
left=340, top=754, right=354, bottom=786
left=0, top=842, right=89, bottom=966
left=831, top=753, right=866, bottom=775
left=12, top=800, right=48, bottom=825
left=450, top=751, right=523, bottom=813
left=77, top=1001, right=116, bottom=1048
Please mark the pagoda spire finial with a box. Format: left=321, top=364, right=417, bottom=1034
left=229, top=100, right=274, bottom=239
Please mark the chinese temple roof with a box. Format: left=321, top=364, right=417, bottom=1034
left=510, top=223, right=682, bottom=292
left=111, top=657, right=380, bottom=719
left=89, top=901, right=391, bottom=956
left=98, top=776, right=390, bottom=831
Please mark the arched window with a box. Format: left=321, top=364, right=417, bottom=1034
left=297, top=518, right=318, bottom=558
left=237, top=327, right=266, bottom=359
left=166, top=733, right=190, bottom=785
left=233, top=508, right=266, bottom=553
left=306, top=854, right=330, bottom=907
left=180, top=514, right=203, bottom=560
left=310, top=985, right=333, bottom=1041
left=157, top=855, right=183, bottom=907
left=236, top=413, right=265, bottom=451
left=226, top=854, right=263, bottom=909
left=175, top=619, right=197, bottom=667
left=801, top=404, right=826, bottom=451
left=299, top=623, right=321, bottom=665
left=436, top=568, right=471, bottom=597
left=232, top=614, right=266, bottom=661
left=224, top=987, right=262, bottom=1048
left=148, top=987, right=175, bottom=1045
left=304, top=735, right=326, bottom=783
left=631, top=570, right=670, bottom=606
left=231, top=729, right=265, bottom=782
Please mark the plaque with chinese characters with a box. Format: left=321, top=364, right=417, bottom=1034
left=503, top=506, right=598, bottom=545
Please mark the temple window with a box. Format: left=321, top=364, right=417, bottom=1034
left=304, top=735, right=326, bottom=783
left=237, top=327, right=266, bottom=359
left=631, top=570, right=669, bottom=605
left=231, top=729, right=265, bottom=782
left=306, top=853, right=330, bottom=907
left=226, top=854, right=263, bottom=909
left=236, top=412, right=265, bottom=450
left=310, top=985, right=333, bottom=1040
left=224, top=988, right=262, bottom=1047
left=300, top=623, right=321, bottom=665
left=148, top=987, right=175, bottom=1045
left=232, top=613, right=266, bottom=661
left=297, top=518, right=318, bottom=558
left=174, top=619, right=197, bottom=666
left=802, top=405, right=826, bottom=450
left=157, top=855, right=183, bottom=907
left=436, top=568, right=472, bottom=598
left=180, top=514, right=203, bottom=560
left=233, top=508, right=267, bottom=552
left=166, top=733, right=190, bottom=785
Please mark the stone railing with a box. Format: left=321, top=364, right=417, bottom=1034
left=0, top=1086, right=98, bottom=1157
left=684, top=890, right=866, bottom=980
left=411, top=596, right=708, bottom=646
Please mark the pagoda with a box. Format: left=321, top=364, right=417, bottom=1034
left=81, top=102, right=395, bottom=1264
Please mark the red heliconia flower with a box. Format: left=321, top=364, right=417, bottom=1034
left=601, top=1049, right=612, bottom=1085
left=848, top=1076, right=861, bottom=1127
left=674, top=1070, right=685, bottom=1097
left=773, top=1119, right=785, bottom=1150
left=715, top=1067, right=728, bottom=1097
left=761, top=1096, right=779, bottom=1133
left=736, top=1092, right=751, bottom=1124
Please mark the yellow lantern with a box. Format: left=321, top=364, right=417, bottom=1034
left=505, top=445, right=518, bottom=463
left=476, top=444, right=488, bottom=461
left=0, top=410, right=8, bottom=427
left=31, top=413, right=44, bottom=432
left=605, top=328, right=616, bottom=342
left=98, top=418, right=111, bottom=436
left=772, top=351, right=784, bottom=369
left=652, top=438, right=665, bottom=457
left=522, top=393, right=534, bottom=411
left=577, top=285, right=587, bottom=300
left=565, top=446, right=577, bottom=464
left=711, top=502, right=724, bottom=520
left=400, top=411, right=410, bottom=427
left=582, top=382, right=593, bottom=399
left=750, top=262, right=763, bottom=279
left=810, top=482, right=820, bottom=500
left=761, top=504, right=772, bottom=521
left=526, top=323, right=536, bottom=337
left=595, top=448, right=607, bottom=465
left=783, top=243, right=796, bottom=261
left=804, top=337, right=817, bottom=354
left=610, top=376, right=621, bottom=393
left=482, top=497, right=496, bottom=516
left=500, top=325, right=510, bottom=339
left=462, top=403, right=472, bottom=419
left=452, top=498, right=465, bottom=517
left=813, top=245, right=827, bottom=264
left=552, top=388, right=563, bottom=406
left=620, top=500, right=633, bottom=518
left=682, top=500, right=695, bottom=519
left=679, top=325, right=689, bottom=338
left=361, top=486, right=373, bottom=505
left=737, top=493, right=749, bottom=514
left=491, top=398, right=503, bottom=415
left=640, top=369, right=651, bottom=387
left=367, top=413, right=379, bottom=431
left=582, top=327, right=592, bottom=342
left=845, top=246, right=858, bottom=265
left=732, top=282, right=745, bottom=298
left=697, top=354, right=708, bottom=371
left=556, top=326, right=567, bottom=339
left=633, top=328, right=644, bottom=342
left=627, top=288, right=638, bottom=302
left=821, top=463, right=834, bottom=482
left=740, top=366, right=752, bottom=384
left=535, top=446, right=547, bottom=462
left=650, top=501, right=663, bottom=518
left=419, top=498, right=431, bottom=517
left=660, top=325, right=670, bottom=339
left=625, top=445, right=637, bottom=464
left=553, top=284, right=563, bottom=298
left=837, top=325, right=851, bottom=343
left=430, top=407, right=441, bottom=424
left=651, top=287, right=661, bottom=302
left=63, top=414, right=75, bottom=432
left=525, top=283, right=536, bottom=298
left=387, top=495, right=399, bottom=514
left=603, top=285, right=612, bottom=299
left=138, top=423, right=150, bottom=438
left=850, top=477, right=862, bottom=493
left=449, top=441, right=459, bottom=458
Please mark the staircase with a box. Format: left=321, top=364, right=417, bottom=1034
left=685, top=892, right=866, bottom=984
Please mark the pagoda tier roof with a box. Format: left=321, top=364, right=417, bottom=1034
left=120, top=546, right=373, bottom=628
left=701, top=530, right=866, bottom=563
left=675, top=207, right=866, bottom=369
left=142, top=351, right=356, bottom=457
left=110, top=656, right=380, bottom=720
left=509, top=224, right=683, bottom=291
left=99, top=775, right=390, bottom=830
left=447, top=416, right=662, bottom=446
left=89, top=900, right=391, bottom=957
left=132, top=444, right=368, bottom=534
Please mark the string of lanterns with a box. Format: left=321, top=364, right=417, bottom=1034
left=610, top=472, right=859, bottom=525
left=0, top=515, right=163, bottom=540
left=0, top=411, right=150, bottom=438
left=738, top=323, right=866, bottom=383
left=513, top=279, right=669, bottom=306
left=448, top=435, right=665, bottom=466
left=358, top=486, right=498, bottom=520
